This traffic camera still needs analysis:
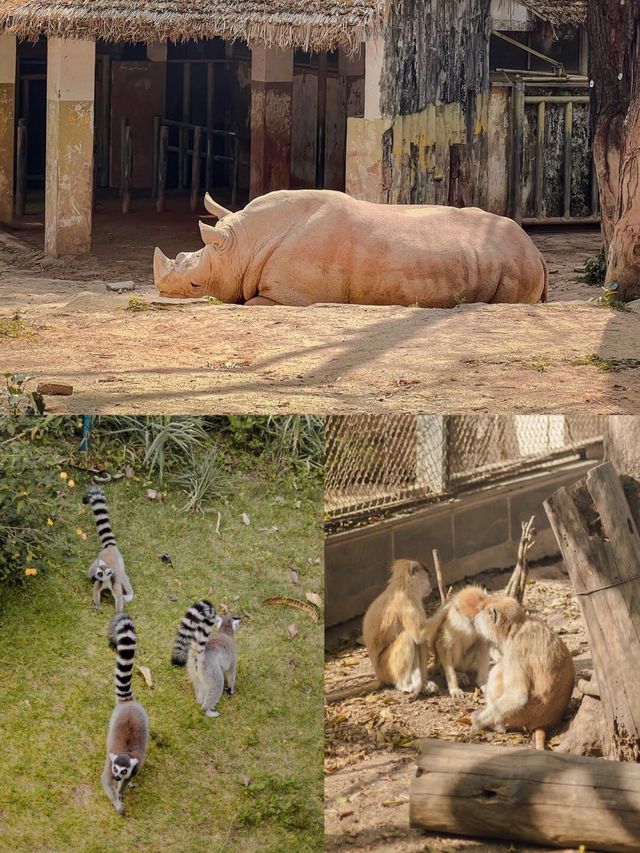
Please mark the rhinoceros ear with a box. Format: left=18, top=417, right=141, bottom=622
left=199, top=220, right=233, bottom=251
left=203, top=193, right=231, bottom=220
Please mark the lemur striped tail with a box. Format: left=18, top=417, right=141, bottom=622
left=171, top=600, right=216, bottom=666
left=83, top=484, right=117, bottom=548
left=108, top=613, right=137, bottom=703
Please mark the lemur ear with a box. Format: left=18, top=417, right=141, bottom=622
left=129, top=757, right=139, bottom=769
left=231, top=617, right=241, bottom=631
left=214, top=615, right=223, bottom=629
left=109, top=753, right=118, bottom=763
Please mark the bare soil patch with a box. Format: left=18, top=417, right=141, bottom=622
left=324, top=562, right=590, bottom=852
left=2, top=219, right=637, bottom=414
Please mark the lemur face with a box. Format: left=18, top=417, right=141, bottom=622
left=95, top=562, right=113, bottom=582
left=110, top=753, right=137, bottom=780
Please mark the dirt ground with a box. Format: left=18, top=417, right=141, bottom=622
left=2, top=209, right=640, bottom=413
left=324, top=562, right=591, bottom=853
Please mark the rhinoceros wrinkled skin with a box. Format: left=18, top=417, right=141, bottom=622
left=153, top=189, right=548, bottom=307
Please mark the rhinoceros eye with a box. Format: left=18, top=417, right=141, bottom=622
left=190, top=281, right=203, bottom=292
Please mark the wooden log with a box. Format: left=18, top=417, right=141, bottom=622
left=410, top=738, right=640, bottom=852
left=544, top=462, right=640, bottom=761
left=432, top=548, right=447, bottom=604
left=504, top=514, right=536, bottom=603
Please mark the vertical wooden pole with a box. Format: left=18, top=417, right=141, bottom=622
left=156, top=124, right=168, bottom=212
left=206, top=61, right=215, bottom=130
left=315, top=52, right=328, bottom=189
left=563, top=100, right=573, bottom=219
left=509, top=78, right=524, bottom=223
left=180, top=62, right=191, bottom=188
left=190, top=125, right=201, bottom=212
left=15, top=119, right=27, bottom=217
left=205, top=131, right=213, bottom=194
left=534, top=100, right=545, bottom=218
left=121, top=120, right=132, bottom=214
left=151, top=114, right=160, bottom=202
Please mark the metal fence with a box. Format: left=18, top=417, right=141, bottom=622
left=325, top=414, right=603, bottom=523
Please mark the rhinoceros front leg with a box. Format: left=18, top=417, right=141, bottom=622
left=244, top=296, right=280, bottom=306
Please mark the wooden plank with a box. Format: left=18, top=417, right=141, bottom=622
left=544, top=462, right=640, bottom=761
left=534, top=100, right=545, bottom=218
left=410, top=739, right=640, bottom=852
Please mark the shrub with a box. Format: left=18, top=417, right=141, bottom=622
left=582, top=249, right=606, bottom=284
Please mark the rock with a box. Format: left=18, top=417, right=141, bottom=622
left=36, top=382, right=73, bottom=396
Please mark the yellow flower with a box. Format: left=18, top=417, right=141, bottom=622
left=76, top=528, right=84, bottom=537
left=59, top=471, right=68, bottom=480
left=24, top=568, right=38, bottom=577
left=68, top=480, right=75, bottom=488
left=47, top=518, right=54, bottom=526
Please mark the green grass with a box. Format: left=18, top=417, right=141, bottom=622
left=0, top=463, right=323, bottom=852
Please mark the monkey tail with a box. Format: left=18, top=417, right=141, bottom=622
left=534, top=728, right=546, bottom=750
left=84, top=484, right=117, bottom=548
left=171, top=600, right=216, bottom=666
left=325, top=679, right=382, bottom=704
left=109, top=613, right=137, bottom=703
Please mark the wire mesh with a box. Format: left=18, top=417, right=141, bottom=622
left=325, top=414, right=603, bottom=522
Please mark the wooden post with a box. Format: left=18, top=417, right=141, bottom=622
left=190, top=126, right=201, bottom=212
left=205, top=131, right=213, bottom=194
left=431, top=549, right=447, bottom=604
left=156, top=124, right=168, bottom=213
left=504, top=515, right=536, bottom=603
left=15, top=119, right=27, bottom=217
left=410, top=739, right=640, bottom=852
left=509, top=78, right=524, bottom=223
left=206, top=61, right=215, bottom=130
left=544, top=462, right=640, bottom=761
left=563, top=100, right=573, bottom=218
left=120, top=120, right=132, bottom=214
left=534, top=100, right=545, bottom=218
left=151, top=115, right=160, bottom=202
left=315, top=52, right=328, bottom=189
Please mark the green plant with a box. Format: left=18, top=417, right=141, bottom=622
left=1, top=374, right=45, bottom=415
left=0, top=430, right=74, bottom=584
left=237, top=774, right=321, bottom=834
left=266, top=416, right=324, bottom=472
left=582, top=249, right=606, bottom=284
left=168, top=443, right=229, bottom=513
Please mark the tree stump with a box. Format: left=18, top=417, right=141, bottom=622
left=544, top=462, right=640, bottom=761
left=410, top=739, right=640, bottom=851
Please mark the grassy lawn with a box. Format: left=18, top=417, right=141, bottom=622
left=0, top=436, right=323, bottom=852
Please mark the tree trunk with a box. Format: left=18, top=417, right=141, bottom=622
left=410, top=739, right=640, bottom=852
left=588, top=0, right=640, bottom=298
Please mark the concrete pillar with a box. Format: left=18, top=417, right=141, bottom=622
left=0, top=34, right=17, bottom=226
left=45, top=38, right=95, bottom=257
left=250, top=46, right=293, bottom=198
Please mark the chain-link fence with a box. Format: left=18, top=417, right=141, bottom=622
left=325, top=415, right=603, bottom=524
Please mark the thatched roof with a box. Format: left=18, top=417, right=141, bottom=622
left=0, top=0, right=385, bottom=51
left=519, top=0, right=586, bottom=28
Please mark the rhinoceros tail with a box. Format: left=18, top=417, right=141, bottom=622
left=539, top=253, right=549, bottom=303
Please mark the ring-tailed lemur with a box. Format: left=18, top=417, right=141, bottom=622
left=101, top=614, right=148, bottom=815
left=188, top=614, right=241, bottom=718
left=171, top=599, right=216, bottom=666
left=83, top=485, right=134, bottom=612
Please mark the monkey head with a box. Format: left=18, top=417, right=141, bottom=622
left=92, top=560, right=114, bottom=583
left=453, top=585, right=488, bottom=625
left=391, top=558, right=433, bottom=600
left=474, top=596, right=525, bottom=647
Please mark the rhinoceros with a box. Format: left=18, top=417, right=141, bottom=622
left=153, top=190, right=547, bottom=306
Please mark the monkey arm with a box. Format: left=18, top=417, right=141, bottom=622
left=112, top=581, right=124, bottom=613
left=92, top=581, right=103, bottom=611
left=404, top=607, right=445, bottom=646
left=473, top=661, right=528, bottom=731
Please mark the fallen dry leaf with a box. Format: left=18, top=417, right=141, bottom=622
left=144, top=489, right=163, bottom=502
left=241, top=513, right=250, bottom=525
left=287, top=624, right=298, bottom=639
left=290, top=570, right=299, bottom=583
left=305, top=591, right=323, bottom=609
left=137, top=665, right=153, bottom=689
left=124, top=465, right=135, bottom=478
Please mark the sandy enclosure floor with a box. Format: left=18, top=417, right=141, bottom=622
left=2, top=221, right=640, bottom=413
left=324, top=563, right=590, bottom=853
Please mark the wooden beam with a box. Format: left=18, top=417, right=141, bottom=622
left=544, top=462, right=640, bottom=761
left=410, top=738, right=640, bottom=852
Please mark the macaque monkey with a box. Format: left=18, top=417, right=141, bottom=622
left=361, top=559, right=439, bottom=698
left=471, top=596, right=575, bottom=749
left=427, top=585, right=491, bottom=698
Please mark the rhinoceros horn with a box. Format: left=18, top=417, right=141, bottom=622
left=203, top=193, right=231, bottom=220
left=153, top=247, right=172, bottom=282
